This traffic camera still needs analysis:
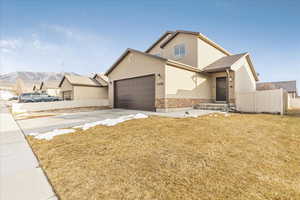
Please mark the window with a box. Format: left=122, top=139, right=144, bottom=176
left=174, top=44, right=186, bottom=58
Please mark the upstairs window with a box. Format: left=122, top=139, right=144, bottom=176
left=174, top=44, right=186, bottom=58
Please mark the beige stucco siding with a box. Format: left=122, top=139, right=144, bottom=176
left=60, top=79, right=73, bottom=99
left=73, top=86, right=108, bottom=100
left=165, top=65, right=212, bottom=99
left=197, top=38, right=227, bottom=70
left=60, top=79, right=73, bottom=91
left=107, top=51, right=166, bottom=107
left=149, top=34, right=198, bottom=68
left=231, top=57, right=256, bottom=94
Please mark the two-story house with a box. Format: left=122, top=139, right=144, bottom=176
left=105, top=30, right=259, bottom=112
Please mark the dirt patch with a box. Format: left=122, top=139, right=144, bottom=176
left=28, top=113, right=300, bottom=200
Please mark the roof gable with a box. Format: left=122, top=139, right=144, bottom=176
left=202, top=53, right=259, bottom=81
left=59, top=75, right=101, bottom=88
left=105, top=48, right=167, bottom=75
left=157, top=30, right=231, bottom=56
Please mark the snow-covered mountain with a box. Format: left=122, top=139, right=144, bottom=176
left=0, top=71, right=78, bottom=88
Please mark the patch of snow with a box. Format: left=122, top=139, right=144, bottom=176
left=183, top=113, right=198, bottom=118
left=73, top=113, right=148, bottom=130
left=33, top=129, right=76, bottom=140
left=28, top=132, right=39, bottom=136
left=0, top=90, right=14, bottom=100
left=30, top=113, right=148, bottom=140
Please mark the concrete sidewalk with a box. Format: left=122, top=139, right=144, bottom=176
left=0, top=102, right=57, bottom=200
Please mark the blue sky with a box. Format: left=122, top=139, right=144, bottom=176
left=0, top=0, right=299, bottom=90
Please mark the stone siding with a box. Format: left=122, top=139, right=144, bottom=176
left=156, top=98, right=212, bottom=109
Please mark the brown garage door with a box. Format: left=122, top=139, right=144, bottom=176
left=114, top=75, right=155, bottom=111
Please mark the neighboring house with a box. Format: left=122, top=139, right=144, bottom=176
left=256, top=80, right=298, bottom=100
left=58, top=74, right=108, bottom=100
left=105, top=30, right=259, bottom=111
left=39, top=81, right=61, bottom=96
left=93, top=73, right=108, bottom=87
left=14, top=78, right=31, bottom=95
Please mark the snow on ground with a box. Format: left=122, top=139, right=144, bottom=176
left=74, top=113, right=148, bottom=130
left=29, top=129, right=76, bottom=140
left=30, top=113, right=148, bottom=140
left=0, top=90, right=14, bottom=100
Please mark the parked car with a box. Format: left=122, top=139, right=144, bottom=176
left=18, top=93, right=37, bottom=103
left=38, top=94, right=62, bottom=102
left=18, top=93, right=62, bottom=103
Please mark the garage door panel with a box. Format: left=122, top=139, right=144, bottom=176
left=114, top=75, right=155, bottom=111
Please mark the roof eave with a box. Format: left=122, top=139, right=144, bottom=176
left=145, top=31, right=174, bottom=53
left=198, top=34, right=231, bottom=56
left=58, top=76, right=66, bottom=88
left=245, top=54, right=259, bottom=81
left=203, top=67, right=232, bottom=73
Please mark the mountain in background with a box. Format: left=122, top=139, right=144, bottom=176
left=0, top=71, right=78, bottom=91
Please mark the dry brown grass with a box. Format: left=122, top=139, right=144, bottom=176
left=28, top=111, right=300, bottom=200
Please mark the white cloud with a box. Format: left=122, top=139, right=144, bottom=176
left=46, top=24, right=78, bottom=39
left=0, top=25, right=118, bottom=74
left=0, top=39, right=22, bottom=54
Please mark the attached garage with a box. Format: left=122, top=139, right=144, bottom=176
left=105, top=48, right=205, bottom=112
left=114, top=75, right=155, bottom=111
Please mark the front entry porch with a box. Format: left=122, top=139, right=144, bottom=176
left=194, top=70, right=236, bottom=112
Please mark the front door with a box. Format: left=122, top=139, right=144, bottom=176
left=216, top=77, right=227, bottom=102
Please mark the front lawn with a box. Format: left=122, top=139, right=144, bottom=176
left=28, top=112, right=300, bottom=200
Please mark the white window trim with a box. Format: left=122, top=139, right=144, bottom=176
left=173, top=44, right=186, bottom=59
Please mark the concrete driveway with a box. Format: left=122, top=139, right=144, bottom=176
left=17, top=109, right=216, bottom=135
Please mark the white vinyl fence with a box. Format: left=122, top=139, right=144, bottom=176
left=236, top=89, right=288, bottom=115
left=12, top=99, right=109, bottom=113
left=289, top=98, right=300, bottom=109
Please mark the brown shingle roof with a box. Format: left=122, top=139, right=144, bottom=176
left=59, top=75, right=101, bottom=87
left=202, top=53, right=248, bottom=73
left=256, top=80, right=297, bottom=93
left=40, top=81, right=60, bottom=89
